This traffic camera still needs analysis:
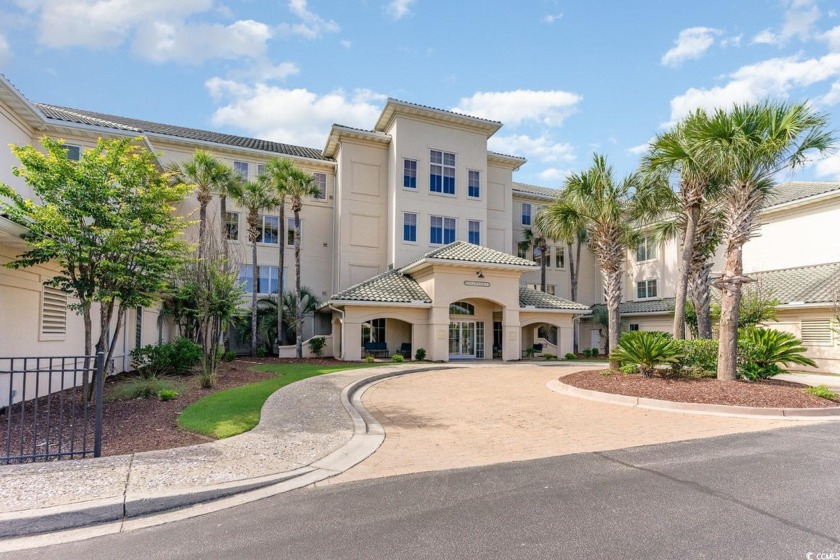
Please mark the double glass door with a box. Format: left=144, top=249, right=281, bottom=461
left=449, top=321, right=484, bottom=359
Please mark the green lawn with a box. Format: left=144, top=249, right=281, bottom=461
left=178, top=362, right=381, bottom=439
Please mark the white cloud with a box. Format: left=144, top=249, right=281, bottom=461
left=720, top=34, right=742, bottom=47
left=752, top=0, right=820, bottom=44
left=207, top=81, right=385, bottom=148
left=488, top=133, right=576, bottom=164
left=0, top=32, right=9, bottom=65
left=537, top=167, right=571, bottom=181
left=752, top=29, right=780, bottom=45
left=542, top=13, right=562, bottom=24
left=278, top=0, right=339, bottom=39
left=822, top=25, right=840, bottom=52
left=133, top=19, right=272, bottom=63
left=387, top=0, right=416, bottom=20
left=453, top=90, right=582, bottom=127
left=627, top=142, right=650, bottom=155
left=661, top=27, right=721, bottom=67
left=814, top=152, right=840, bottom=180
left=818, top=81, right=840, bottom=106
left=667, top=53, right=840, bottom=124
left=340, top=39, right=352, bottom=49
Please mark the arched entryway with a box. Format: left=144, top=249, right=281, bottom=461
left=360, top=317, right=414, bottom=359
left=520, top=316, right=574, bottom=358
left=447, top=298, right=505, bottom=360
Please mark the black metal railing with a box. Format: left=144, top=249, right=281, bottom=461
left=1, top=353, right=104, bottom=464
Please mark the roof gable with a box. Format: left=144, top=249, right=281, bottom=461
left=415, top=241, right=536, bottom=268
left=519, top=287, right=589, bottom=311
left=327, top=270, right=431, bottom=304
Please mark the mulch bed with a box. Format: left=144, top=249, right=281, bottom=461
left=2, top=358, right=347, bottom=463
left=562, top=370, right=840, bottom=408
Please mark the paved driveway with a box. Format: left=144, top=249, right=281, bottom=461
left=329, top=363, right=810, bottom=484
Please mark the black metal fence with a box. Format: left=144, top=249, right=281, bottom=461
left=1, top=353, right=104, bottom=464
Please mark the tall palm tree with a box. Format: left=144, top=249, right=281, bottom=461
left=228, top=175, right=281, bottom=356
left=264, top=158, right=294, bottom=347
left=519, top=226, right=548, bottom=292
left=214, top=165, right=237, bottom=260
left=542, top=154, right=640, bottom=370
left=534, top=203, right=587, bottom=302
left=166, top=150, right=230, bottom=257
left=642, top=110, right=724, bottom=339
left=700, top=101, right=833, bottom=380
left=285, top=165, right=322, bottom=358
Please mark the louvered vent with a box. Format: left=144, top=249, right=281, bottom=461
left=41, top=287, right=68, bottom=337
left=801, top=319, right=833, bottom=346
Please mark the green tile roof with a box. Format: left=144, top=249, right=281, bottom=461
left=591, top=297, right=676, bottom=315
left=328, top=270, right=431, bottom=304
left=749, top=262, right=840, bottom=304
left=519, top=287, right=590, bottom=311
left=765, top=181, right=840, bottom=209
left=512, top=182, right=562, bottom=200
left=420, top=241, right=536, bottom=267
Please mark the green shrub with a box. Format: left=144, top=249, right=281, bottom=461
left=222, top=350, right=236, bottom=362
left=619, top=364, right=638, bottom=374
left=671, top=338, right=718, bottom=377
left=610, top=331, right=681, bottom=378
left=308, top=337, right=326, bottom=357
left=364, top=355, right=376, bottom=363
left=391, top=354, right=404, bottom=363
left=110, top=376, right=182, bottom=400
left=130, top=338, right=202, bottom=378
left=256, top=347, right=266, bottom=358
left=543, top=353, right=556, bottom=360
left=198, top=371, right=217, bottom=389
left=803, top=385, right=839, bottom=400
left=737, top=326, right=816, bottom=381
left=158, top=388, right=179, bottom=401
left=564, top=352, right=576, bottom=360
left=599, top=370, right=614, bottom=376
left=581, top=348, right=591, bottom=358
left=414, top=348, right=427, bottom=361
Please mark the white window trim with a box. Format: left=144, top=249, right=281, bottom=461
left=521, top=203, right=532, bottom=226
left=312, top=172, right=328, bottom=202
left=233, top=160, right=249, bottom=180
left=225, top=211, right=240, bottom=242
left=429, top=149, right=456, bottom=197
left=402, top=212, right=418, bottom=245
left=402, top=158, right=418, bottom=191
left=467, top=169, right=482, bottom=200
left=430, top=215, right=456, bottom=246
left=636, top=236, right=658, bottom=262
left=555, top=246, right=565, bottom=269
left=286, top=217, right=303, bottom=248
left=636, top=279, right=658, bottom=300
left=256, top=214, right=280, bottom=246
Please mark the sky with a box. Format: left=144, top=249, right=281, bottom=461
left=1, top=0, right=840, bottom=186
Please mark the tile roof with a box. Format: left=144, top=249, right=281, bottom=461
left=591, top=297, right=676, bottom=315
left=765, top=181, right=840, bottom=208
left=36, top=104, right=331, bottom=161
left=512, top=182, right=562, bottom=199
left=390, top=98, right=503, bottom=126
left=419, top=241, right=536, bottom=267
left=749, top=262, right=840, bottom=305
left=519, top=287, right=590, bottom=311
left=328, top=270, right=431, bottom=304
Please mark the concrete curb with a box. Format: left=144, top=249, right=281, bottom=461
left=0, top=364, right=454, bottom=548
left=547, top=379, right=840, bottom=421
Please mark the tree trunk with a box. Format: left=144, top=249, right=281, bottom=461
left=716, top=244, right=744, bottom=381
left=294, top=208, right=303, bottom=359
left=673, top=204, right=699, bottom=339
left=105, top=306, right=126, bottom=367
left=567, top=242, right=578, bottom=353
left=220, top=195, right=228, bottom=261
left=198, top=199, right=208, bottom=259
left=82, top=305, right=93, bottom=357
left=603, top=268, right=622, bottom=371
left=278, top=200, right=286, bottom=349
left=250, top=231, right=259, bottom=357
left=691, top=261, right=713, bottom=339
left=540, top=240, right=547, bottom=292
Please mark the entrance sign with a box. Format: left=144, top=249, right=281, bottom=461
left=464, top=280, right=490, bottom=287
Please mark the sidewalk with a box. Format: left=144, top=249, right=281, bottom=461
left=0, top=364, right=449, bottom=539
left=776, top=372, right=840, bottom=392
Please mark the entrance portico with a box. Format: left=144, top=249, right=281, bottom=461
left=323, top=242, right=588, bottom=361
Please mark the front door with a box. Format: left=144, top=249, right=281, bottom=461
left=449, top=321, right=476, bottom=359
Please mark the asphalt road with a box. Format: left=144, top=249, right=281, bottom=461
left=8, top=422, right=840, bottom=560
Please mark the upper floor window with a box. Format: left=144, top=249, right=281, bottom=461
left=286, top=217, right=301, bottom=247
left=403, top=159, right=417, bottom=189
left=430, top=150, right=455, bottom=195
left=636, top=279, right=658, bottom=299
left=521, top=203, right=532, bottom=226
left=468, top=220, right=480, bottom=245
left=257, top=215, right=279, bottom=245
left=225, top=212, right=239, bottom=241
left=430, top=215, right=456, bottom=245
left=64, top=145, right=81, bottom=161
left=239, top=265, right=282, bottom=295
left=234, top=161, right=249, bottom=180
left=468, top=170, right=480, bottom=198
left=517, top=244, right=528, bottom=259
left=403, top=212, right=417, bottom=242
left=636, top=236, right=658, bottom=261
left=256, top=163, right=267, bottom=177
left=313, top=172, right=327, bottom=199
left=556, top=246, right=565, bottom=269
left=449, top=301, right=475, bottom=315
left=527, top=283, right=556, bottom=295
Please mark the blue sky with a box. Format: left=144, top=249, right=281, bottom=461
left=1, top=0, right=840, bottom=185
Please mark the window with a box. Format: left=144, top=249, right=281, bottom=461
left=361, top=318, right=386, bottom=344
left=556, top=246, right=565, bottom=269
left=801, top=319, right=833, bottom=346
left=521, top=203, right=532, bottom=226
left=403, top=159, right=417, bottom=189
left=517, top=244, right=528, bottom=259
left=636, top=279, right=658, bottom=299
left=239, top=266, right=281, bottom=294
left=257, top=163, right=267, bottom=177
left=313, top=172, right=327, bottom=199
left=636, top=236, right=658, bottom=261
left=468, top=170, right=480, bottom=198
left=430, top=216, right=456, bottom=245
left=257, top=215, right=279, bottom=245
left=286, top=217, right=303, bottom=247
left=430, top=150, right=455, bottom=195
left=629, top=324, right=640, bottom=331
left=135, top=307, right=143, bottom=349
left=234, top=161, right=249, bottom=180
left=449, top=301, right=475, bottom=315
left=41, top=286, right=68, bottom=338
left=468, top=220, right=480, bottom=245
left=526, top=283, right=555, bottom=295
left=64, top=145, right=81, bottom=161
left=403, top=212, right=417, bottom=242
left=225, top=212, right=239, bottom=241
left=533, top=246, right=549, bottom=268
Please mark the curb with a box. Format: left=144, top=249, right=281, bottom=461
left=547, top=379, right=840, bottom=420
left=0, top=364, right=454, bottom=549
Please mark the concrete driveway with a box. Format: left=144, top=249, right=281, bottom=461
left=329, top=363, right=810, bottom=484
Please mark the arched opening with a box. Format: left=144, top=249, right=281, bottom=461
left=360, top=317, right=414, bottom=359
left=447, top=299, right=501, bottom=360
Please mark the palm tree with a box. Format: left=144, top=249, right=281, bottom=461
left=166, top=150, right=231, bottom=257
left=519, top=226, right=548, bottom=292
left=642, top=110, right=724, bottom=339
left=700, top=101, right=833, bottom=380
left=228, top=175, right=281, bottom=356
left=263, top=158, right=294, bottom=347
left=542, top=154, right=640, bottom=370
left=214, top=165, right=237, bottom=260
left=285, top=165, right=322, bottom=358
left=232, top=287, right=320, bottom=354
